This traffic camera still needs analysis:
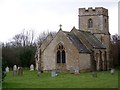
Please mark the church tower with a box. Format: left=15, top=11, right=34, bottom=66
left=78, top=7, right=111, bottom=69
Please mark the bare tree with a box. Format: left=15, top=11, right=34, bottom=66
left=36, top=31, right=56, bottom=46
left=11, top=29, right=35, bottom=47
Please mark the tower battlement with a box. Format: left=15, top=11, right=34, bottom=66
left=79, top=7, right=108, bottom=16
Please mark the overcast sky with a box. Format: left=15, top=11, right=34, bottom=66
left=0, top=0, right=119, bottom=42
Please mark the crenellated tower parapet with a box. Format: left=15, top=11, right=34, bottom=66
left=79, top=7, right=108, bottom=16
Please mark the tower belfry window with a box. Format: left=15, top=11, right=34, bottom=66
left=88, top=18, right=93, bottom=28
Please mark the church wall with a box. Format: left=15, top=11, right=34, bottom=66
left=94, top=34, right=111, bottom=70
left=103, top=35, right=110, bottom=52
left=66, top=45, right=80, bottom=70
left=41, top=30, right=80, bottom=71
left=94, top=49, right=108, bottom=71
left=42, top=47, right=56, bottom=70
left=79, top=54, right=91, bottom=70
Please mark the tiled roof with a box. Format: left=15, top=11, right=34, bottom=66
left=78, top=30, right=106, bottom=49
left=67, top=32, right=91, bottom=53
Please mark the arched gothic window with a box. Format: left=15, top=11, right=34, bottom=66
left=57, top=50, right=61, bottom=63
left=88, top=18, right=93, bottom=28
left=62, top=50, right=66, bottom=63
left=56, top=44, right=66, bottom=64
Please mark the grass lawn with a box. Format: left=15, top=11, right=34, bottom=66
left=2, top=69, right=118, bottom=88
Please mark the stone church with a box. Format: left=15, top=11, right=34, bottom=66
left=35, top=7, right=111, bottom=72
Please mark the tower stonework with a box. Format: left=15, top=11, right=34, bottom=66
left=79, top=7, right=109, bottom=34
left=78, top=7, right=111, bottom=69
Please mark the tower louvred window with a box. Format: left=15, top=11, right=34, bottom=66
left=88, top=18, right=93, bottom=28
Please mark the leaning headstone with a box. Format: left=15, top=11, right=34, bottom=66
left=13, top=65, right=17, bottom=76
left=30, top=64, right=34, bottom=71
left=17, top=67, right=20, bottom=75
left=18, top=67, right=23, bottom=76
left=51, top=70, right=57, bottom=77
left=5, top=67, right=9, bottom=73
left=110, top=68, right=115, bottom=75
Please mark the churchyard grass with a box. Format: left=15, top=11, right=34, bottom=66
left=2, top=69, right=118, bottom=88
left=0, top=81, right=1, bottom=90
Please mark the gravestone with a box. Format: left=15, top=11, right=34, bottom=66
left=74, top=67, right=80, bottom=74
left=92, top=71, right=97, bottom=77
left=70, top=67, right=75, bottom=74
left=51, top=70, right=57, bottom=77
left=38, top=71, right=41, bottom=77
left=70, top=67, right=80, bottom=74
left=5, top=67, right=9, bottom=73
left=56, top=68, right=60, bottom=73
left=110, top=68, right=115, bottom=75
left=30, top=64, right=34, bottom=71
left=18, top=67, right=23, bottom=76
left=37, top=66, right=41, bottom=77
left=13, top=65, right=17, bottom=76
